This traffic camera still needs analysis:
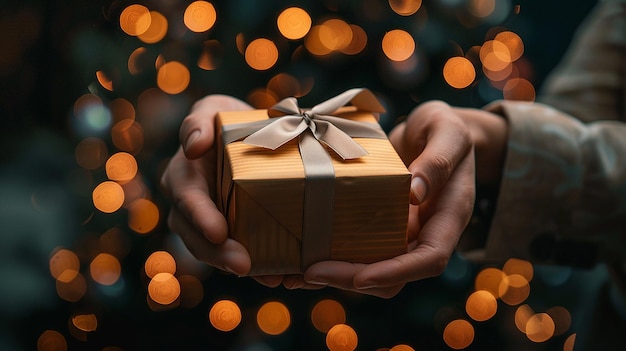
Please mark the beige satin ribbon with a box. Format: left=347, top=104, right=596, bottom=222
left=221, top=88, right=387, bottom=271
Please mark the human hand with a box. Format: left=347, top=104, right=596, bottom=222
left=283, top=101, right=485, bottom=298
left=160, top=95, right=254, bottom=276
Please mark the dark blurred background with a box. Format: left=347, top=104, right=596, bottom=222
left=1, top=0, right=604, bottom=350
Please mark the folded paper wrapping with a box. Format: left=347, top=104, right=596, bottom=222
left=216, top=90, right=411, bottom=275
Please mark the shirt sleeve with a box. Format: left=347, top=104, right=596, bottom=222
left=478, top=101, right=626, bottom=267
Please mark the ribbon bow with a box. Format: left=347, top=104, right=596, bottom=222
left=243, top=88, right=387, bottom=159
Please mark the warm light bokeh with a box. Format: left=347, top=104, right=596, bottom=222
left=319, top=18, right=353, bottom=52
left=209, top=299, right=242, bottom=332
left=111, top=119, right=144, bottom=154
left=443, top=319, right=474, bottom=350
left=311, top=299, right=347, bottom=333
left=72, top=314, right=98, bottom=332
left=277, top=7, right=311, bottom=40
left=37, top=330, right=67, bottom=351
left=138, top=11, right=168, bottom=44
left=564, top=333, right=577, bottom=351
left=92, top=181, right=125, bottom=213
left=503, top=78, right=536, bottom=101
left=49, top=248, right=80, bottom=282
left=148, top=272, right=181, bottom=305
left=382, top=29, right=415, bottom=61
left=144, top=250, right=176, bottom=278
left=388, top=0, right=422, bottom=16
left=157, top=61, right=190, bottom=94
left=257, top=301, right=291, bottom=335
left=245, top=38, right=279, bottom=70
left=56, top=272, right=87, bottom=302
left=127, top=198, right=160, bottom=234
left=184, top=1, right=217, bottom=33
left=90, top=253, right=121, bottom=286
left=502, top=258, right=534, bottom=282
left=475, top=267, right=507, bottom=298
left=390, top=345, right=415, bottom=351
left=443, top=56, right=476, bottom=89
left=326, top=323, right=358, bottom=351
left=526, top=313, right=555, bottom=343
left=465, top=290, right=497, bottom=322
left=499, top=273, right=530, bottom=306
left=119, top=4, right=151, bottom=36
left=105, top=152, right=138, bottom=182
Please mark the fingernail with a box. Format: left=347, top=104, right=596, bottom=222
left=411, top=176, right=428, bottom=204
left=184, top=130, right=201, bottom=152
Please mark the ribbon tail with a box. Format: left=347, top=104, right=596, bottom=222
left=313, top=120, right=369, bottom=159
left=267, top=97, right=301, bottom=117
left=311, top=88, right=386, bottom=115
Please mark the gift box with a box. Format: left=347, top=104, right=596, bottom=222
left=216, top=88, right=411, bottom=275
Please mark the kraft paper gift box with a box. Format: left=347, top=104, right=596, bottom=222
left=216, top=88, right=411, bottom=275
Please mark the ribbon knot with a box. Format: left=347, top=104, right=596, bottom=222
left=242, top=88, right=387, bottom=160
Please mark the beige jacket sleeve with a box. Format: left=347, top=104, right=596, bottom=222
left=466, top=0, right=626, bottom=266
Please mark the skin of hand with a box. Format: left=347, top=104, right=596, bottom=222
left=162, top=96, right=507, bottom=298
left=160, top=95, right=255, bottom=276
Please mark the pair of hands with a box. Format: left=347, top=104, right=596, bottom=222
left=160, top=94, right=507, bottom=298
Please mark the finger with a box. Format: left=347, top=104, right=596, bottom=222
left=353, top=152, right=475, bottom=288
left=162, top=150, right=228, bottom=244
left=282, top=275, right=327, bottom=290
left=168, top=208, right=251, bottom=276
left=303, top=261, right=405, bottom=298
left=403, top=101, right=472, bottom=204
left=181, top=95, right=253, bottom=159
left=253, top=275, right=284, bottom=288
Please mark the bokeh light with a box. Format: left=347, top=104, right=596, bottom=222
left=467, top=0, right=496, bottom=18
left=111, top=119, right=144, bottom=154
left=311, top=299, right=347, bottom=333
left=209, top=300, right=242, bottom=332
left=138, top=11, right=168, bottom=44
left=37, top=330, right=67, bottom=351
left=90, top=253, right=121, bottom=286
left=257, top=301, right=291, bottom=335
left=92, top=181, right=125, bottom=213
left=326, top=324, right=358, bottom=351
left=503, top=78, right=536, bottom=101
left=148, top=272, right=181, bottom=305
left=184, top=1, right=217, bottom=33
left=502, top=258, right=534, bottom=282
left=547, top=306, right=572, bottom=336
left=49, top=248, right=80, bottom=282
left=56, top=272, right=87, bottom=302
left=465, top=290, right=497, bottom=321
left=105, top=152, right=138, bottom=182
left=157, top=61, right=190, bottom=94
left=443, top=56, right=476, bottom=89
left=197, top=39, right=223, bottom=70
left=389, top=0, right=422, bottom=16
left=245, top=38, right=279, bottom=71
left=319, top=18, right=353, bottom=52
left=95, top=70, right=114, bottom=91
left=526, top=312, right=555, bottom=343
left=71, top=314, right=98, bottom=332
left=277, top=7, right=311, bottom=40
left=390, top=345, right=415, bottom=351
left=475, top=267, right=507, bottom=298
left=564, top=333, right=577, bottom=351
left=499, top=273, right=530, bottom=306
left=119, top=4, right=151, bottom=36
left=109, top=98, right=136, bottom=123
left=382, top=29, right=415, bottom=61
left=127, top=198, right=160, bottom=234
left=443, top=319, right=474, bottom=350
left=514, top=304, right=535, bottom=333
left=144, top=250, right=176, bottom=279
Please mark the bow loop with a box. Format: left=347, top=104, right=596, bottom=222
left=243, top=88, right=386, bottom=160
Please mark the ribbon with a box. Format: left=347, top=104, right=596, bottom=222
left=221, top=88, right=387, bottom=270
